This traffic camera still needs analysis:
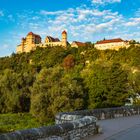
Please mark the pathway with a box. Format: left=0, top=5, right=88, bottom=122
left=83, top=115, right=140, bottom=140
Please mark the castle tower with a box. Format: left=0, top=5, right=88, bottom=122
left=61, top=30, right=67, bottom=48
left=26, top=32, right=34, bottom=44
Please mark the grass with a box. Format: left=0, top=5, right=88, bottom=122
left=0, top=113, right=54, bottom=134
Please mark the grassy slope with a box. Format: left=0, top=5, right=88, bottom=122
left=0, top=113, right=54, bottom=134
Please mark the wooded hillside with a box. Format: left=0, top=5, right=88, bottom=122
left=0, top=44, right=140, bottom=123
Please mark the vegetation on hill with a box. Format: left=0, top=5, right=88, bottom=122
left=0, top=44, right=140, bottom=128
left=0, top=113, right=52, bottom=134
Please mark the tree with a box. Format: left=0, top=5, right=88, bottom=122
left=30, top=66, right=84, bottom=123
left=128, top=71, right=140, bottom=97
left=83, top=62, right=129, bottom=108
left=63, top=54, right=75, bottom=70
left=0, top=69, right=21, bottom=113
left=0, top=69, right=33, bottom=113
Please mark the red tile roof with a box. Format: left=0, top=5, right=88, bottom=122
left=28, top=32, right=34, bottom=35
left=27, top=32, right=41, bottom=38
left=35, top=34, right=41, bottom=38
left=62, top=30, right=67, bottom=34
left=96, top=38, right=124, bottom=44
left=72, top=41, right=86, bottom=47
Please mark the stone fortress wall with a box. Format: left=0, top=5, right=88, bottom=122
left=0, top=106, right=140, bottom=140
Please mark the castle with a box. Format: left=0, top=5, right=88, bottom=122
left=16, top=30, right=131, bottom=53
left=16, top=30, right=68, bottom=53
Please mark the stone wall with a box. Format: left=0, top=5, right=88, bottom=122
left=0, top=106, right=140, bottom=140
left=0, top=115, right=97, bottom=140
left=56, top=106, right=140, bottom=123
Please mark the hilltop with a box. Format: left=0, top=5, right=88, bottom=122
left=0, top=44, right=140, bottom=125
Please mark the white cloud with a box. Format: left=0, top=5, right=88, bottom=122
left=40, top=10, right=64, bottom=16
left=92, top=0, right=121, bottom=5
left=125, top=18, right=140, bottom=27
left=14, top=6, right=126, bottom=42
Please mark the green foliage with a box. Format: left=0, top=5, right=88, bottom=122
left=83, top=62, right=129, bottom=108
left=0, top=44, right=140, bottom=129
left=128, top=70, right=140, bottom=94
left=63, top=54, right=75, bottom=70
left=0, top=69, right=33, bottom=113
left=30, top=67, right=84, bottom=123
left=0, top=113, right=51, bottom=134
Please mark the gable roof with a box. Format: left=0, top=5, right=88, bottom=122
left=46, top=36, right=60, bottom=42
left=27, top=32, right=41, bottom=38
left=72, top=41, right=86, bottom=47
left=96, top=38, right=124, bottom=44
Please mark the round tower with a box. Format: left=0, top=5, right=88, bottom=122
left=27, top=32, right=34, bottom=44
left=62, top=30, right=67, bottom=48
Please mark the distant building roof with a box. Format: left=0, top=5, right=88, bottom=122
left=72, top=41, right=86, bottom=47
left=27, top=32, right=41, bottom=38
left=96, top=38, right=124, bottom=44
left=62, top=30, right=67, bottom=34
left=28, top=32, right=34, bottom=35
left=46, top=36, right=60, bottom=42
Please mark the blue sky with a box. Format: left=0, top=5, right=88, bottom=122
left=0, top=0, right=140, bottom=57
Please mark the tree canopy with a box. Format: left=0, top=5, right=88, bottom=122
left=0, top=44, right=140, bottom=122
